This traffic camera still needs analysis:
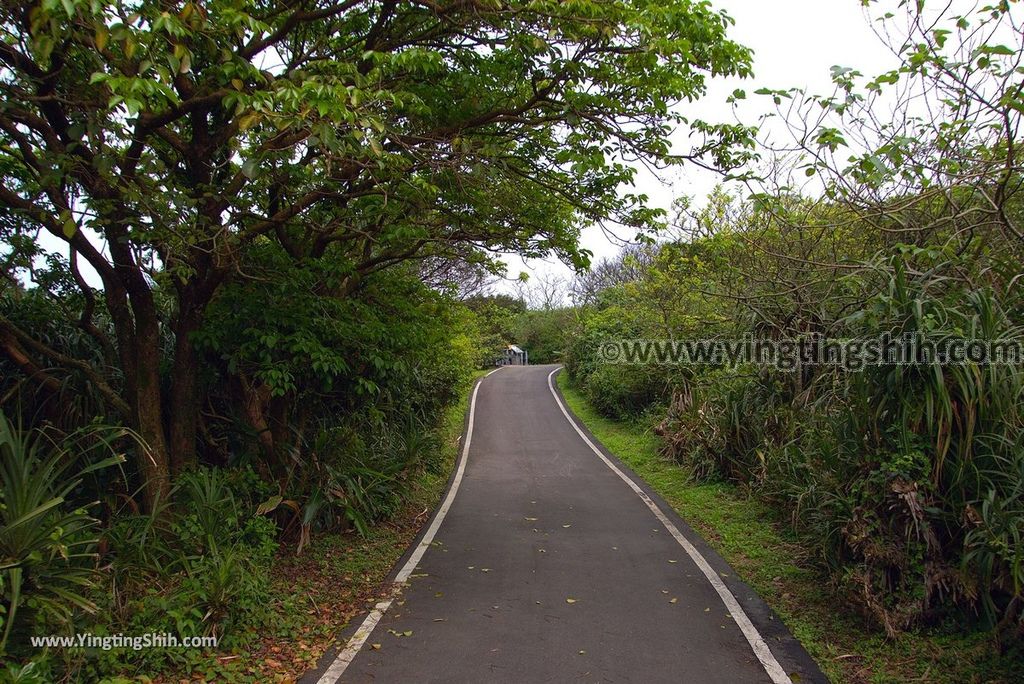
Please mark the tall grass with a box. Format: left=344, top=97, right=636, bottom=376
left=658, top=252, right=1024, bottom=637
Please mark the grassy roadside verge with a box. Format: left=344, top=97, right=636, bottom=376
left=152, top=371, right=485, bottom=683
left=556, top=371, right=1019, bottom=684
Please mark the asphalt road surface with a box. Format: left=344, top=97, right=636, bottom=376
left=304, top=365, right=825, bottom=683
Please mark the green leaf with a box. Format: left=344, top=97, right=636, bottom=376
left=240, top=158, right=258, bottom=179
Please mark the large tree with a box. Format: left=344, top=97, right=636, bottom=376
left=0, top=0, right=750, bottom=508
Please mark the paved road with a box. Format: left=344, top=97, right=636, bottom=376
left=305, top=365, right=825, bottom=683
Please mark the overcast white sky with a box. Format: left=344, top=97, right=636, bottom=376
left=501, top=0, right=905, bottom=292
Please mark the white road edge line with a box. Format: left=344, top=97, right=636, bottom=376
left=546, top=368, right=791, bottom=684
left=316, top=379, right=485, bottom=684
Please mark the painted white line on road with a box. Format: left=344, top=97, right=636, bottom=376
left=485, top=365, right=505, bottom=377
left=316, top=379, right=485, bottom=684
left=546, top=368, right=791, bottom=684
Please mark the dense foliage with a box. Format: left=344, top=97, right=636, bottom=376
left=566, top=2, right=1024, bottom=646
left=0, top=0, right=750, bottom=510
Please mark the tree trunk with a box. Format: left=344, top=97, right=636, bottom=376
left=133, top=319, right=172, bottom=510
left=166, top=266, right=228, bottom=475
left=238, top=375, right=275, bottom=469
left=168, top=308, right=201, bottom=475
left=269, top=393, right=291, bottom=459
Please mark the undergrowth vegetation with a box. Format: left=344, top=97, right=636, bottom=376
left=0, top=260, right=488, bottom=678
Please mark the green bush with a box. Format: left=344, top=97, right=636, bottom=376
left=583, top=364, right=668, bottom=421
left=654, top=252, right=1024, bottom=635
left=0, top=413, right=124, bottom=661
left=87, top=467, right=278, bottom=677
left=514, top=309, right=575, bottom=364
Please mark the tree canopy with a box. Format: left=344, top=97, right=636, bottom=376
left=0, top=0, right=752, bottom=507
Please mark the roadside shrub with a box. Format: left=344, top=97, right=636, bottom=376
left=0, top=413, right=124, bottom=662
left=655, top=371, right=791, bottom=483
left=89, top=468, right=278, bottom=677
left=583, top=364, right=667, bottom=420
left=654, top=251, right=1024, bottom=636
left=563, top=291, right=670, bottom=419
left=275, top=409, right=450, bottom=551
